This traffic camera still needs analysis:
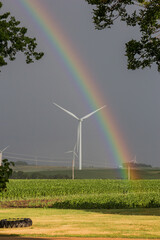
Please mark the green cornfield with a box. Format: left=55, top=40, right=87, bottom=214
left=1, top=179, right=160, bottom=209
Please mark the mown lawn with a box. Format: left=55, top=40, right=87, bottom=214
left=0, top=208, right=160, bottom=238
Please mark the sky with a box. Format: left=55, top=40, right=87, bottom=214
left=0, top=0, right=160, bottom=168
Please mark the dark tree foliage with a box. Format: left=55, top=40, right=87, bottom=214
left=85, top=0, right=160, bottom=71
left=10, top=171, right=70, bottom=179
left=0, top=2, right=44, bottom=68
left=0, top=159, right=14, bottom=193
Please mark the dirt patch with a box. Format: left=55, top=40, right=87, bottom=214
left=0, top=199, right=56, bottom=208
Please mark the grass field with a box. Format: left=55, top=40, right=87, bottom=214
left=1, top=208, right=160, bottom=238
left=1, top=179, right=160, bottom=209
left=1, top=179, right=160, bottom=239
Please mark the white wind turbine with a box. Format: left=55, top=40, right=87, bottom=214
left=53, top=103, right=106, bottom=170
left=0, top=146, right=9, bottom=166
left=66, top=144, right=78, bottom=179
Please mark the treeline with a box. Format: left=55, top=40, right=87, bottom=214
left=10, top=171, right=70, bottom=179
left=123, top=163, right=152, bottom=168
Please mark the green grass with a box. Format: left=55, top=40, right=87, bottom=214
left=1, top=179, right=160, bottom=209
left=1, top=208, right=160, bottom=238
left=1, top=179, right=160, bottom=238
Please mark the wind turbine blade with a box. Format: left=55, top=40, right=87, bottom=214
left=1, top=146, right=9, bottom=153
left=73, top=143, right=76, bottom=151
left=74, top=151, right=78, bottom=158
left=66, top=142, right=77, bottom=154
left=72, top=144, right=78, bottom=158
left=66, top=146, right=78, bottom=158
left=53, top=102, right=79, bottom=120
left=81, top=105, right=106, bottom=120
left=65, top=151, right=73, bottom=154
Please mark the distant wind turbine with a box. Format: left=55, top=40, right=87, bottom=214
left=53, top=102, right=106, bottom=170
left=132, top=155, right=137, bottom=164
left=66, top=144, right=78, bottom=179
left=0, top=146, right=9, bottom=166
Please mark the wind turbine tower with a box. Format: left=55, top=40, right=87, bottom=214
left=0, top=146, right=9, bottom=166
left=53, top=103, right=105, bottom=170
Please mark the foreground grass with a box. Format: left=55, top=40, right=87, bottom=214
left=0, top=208, right=160, bottom=238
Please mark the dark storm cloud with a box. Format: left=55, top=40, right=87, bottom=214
left=0, top=0, right=160, bottom=168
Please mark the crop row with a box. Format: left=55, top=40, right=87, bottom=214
left=0, top=179, right=160, bottom=199
left=1, top=179, right=160, bottom=209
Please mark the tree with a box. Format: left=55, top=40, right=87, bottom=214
left=0, top=159, right=14, bottom=193
left=0, top=2, right=44, bottom=69
left=85, top=0, right=160, bottom=71
left=0, top=1, right=42, bottom=192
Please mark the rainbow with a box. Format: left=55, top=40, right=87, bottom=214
left=16, top=0, right=135, bottom=179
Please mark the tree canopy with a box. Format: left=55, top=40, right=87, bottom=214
left=0, top=2, right=43, bottom=69
left=0, top=159, right=14, bottom=193
left=86, top=0, right=160, bottom=71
